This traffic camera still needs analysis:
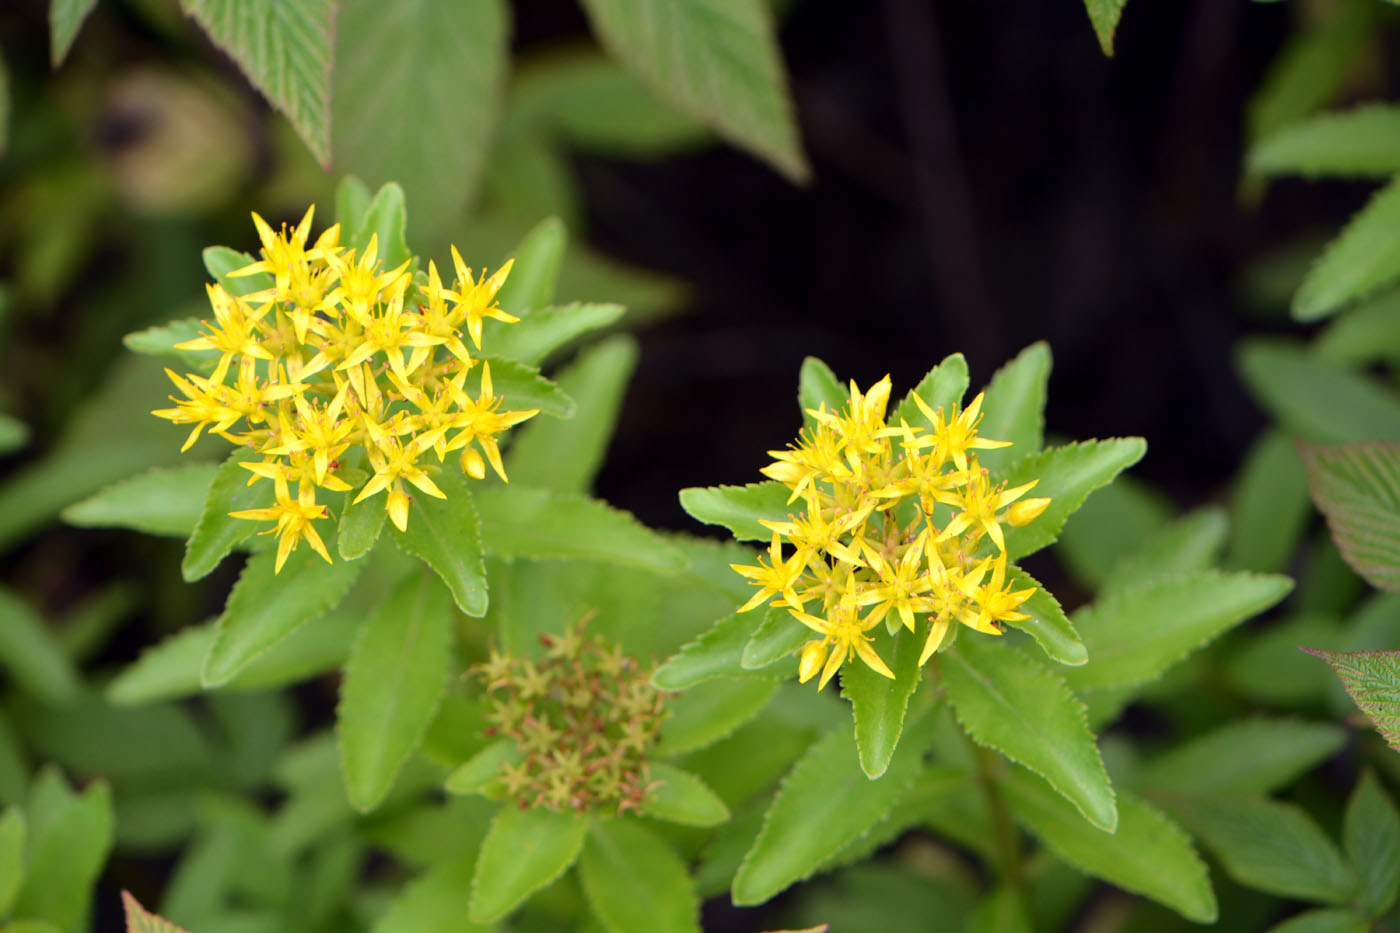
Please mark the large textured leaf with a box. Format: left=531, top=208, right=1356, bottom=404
left=389, top=471, right=486, bottom=616
left=1083, top=0, right=1128, bottom=56
left=1239, top=340, right=1400, bottom=443
left=1064, top=572, right=1293, bottom=693
left=1135, top=718, right=1346, bottom=796
left=1345, top=771, right=1400, bottom=915
left=201, top=546, right=361, bottom=687
left=976, top=342, right=1049, bottom=473
left=487, top=303, right=624, bottom=366
left=892, top=353, right=968, bottom=430
left=333, top=0, right=507, bottom=241
left=181, top=0, right=334, bottom=164
left=1228, top=431, right=1310, bottom=573
left=1001, top=767, right=1215, bottom=923
left=1294, top=176, right=1400, bottom=320
left=49, top=0, right=97, bottom=66
left=1000, top=439, right=1147, bottom=561
left=842, top=625, right=923, bottom=779
left=577, top=0, right=806, bottom=181
left=1168, top=794, right=1357, bottom=905
left=468, top=807, right=589, bottom=923
left=474, top=486, right=684, bottom=572
left=182, top=448, right=271, bottom=582
left=679, top=483, right=793, bottom=542
left=13, top=768, right=113, bottom=932
left=338, top=571, right=453, bottom=812
left=0, top=588, right=80, bottom=705
left=579, top=819, right=701, bottom=933
left=731, top=704, right=935, bottom=906
left=941, top=639, right=1116, bottom=831
left=1004, top=567, right=1086, bottom=666
left=507, top=336, right=638, bottom=493
left=1299, top=442, right=1400, bottom=592
left=1304, top=649, right=1400, bottom=752
left=63, top=463, right=217, bottom=539
left=1250, top=106, right=1400, bottom=180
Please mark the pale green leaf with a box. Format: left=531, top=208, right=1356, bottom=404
left=1001, top=767, right=1216, bottom=922
left=50, top=0, right=97, bottom=66
left=1299, top=441, right=1400, bottom=592
left=350, top=183, right=410, bottom=273
left=679, top=482, right=792, bottom=542
left=1105, top=506, right=1228, bottom=595
left=333, top=0, right=507, bottom=240
left=1246, top=3, right=1370, bottom=144
left=474, top=486, right=685, bottom=572
left=182, top=448, right=271, bottom=582
left=121, top=891, right=191, bottom=933
left=577, top=0, right=807, bottom=180
left=468, top=807, right=589, bottom=924
left=1005, top=566, right=1087, bottom=666
left=1064, top=572, right=1293, bottom=693
left=653, top=612, right=753, bottom=690
left=0, top=588, right=79, bottom=706
left=372, top=854, right=488, bottom=933
left=943, top=638, right=1115, bottom=830
left=1083, top=0, right=1128, bottom=56
left=653, top=678, right=778, bottom=757
left=741, top=605, right=807, bottom=670
left=492, top=217, right=566, bottom=318
left=63, top=463, right=217, bottom=538
left=0, top=807, right=24, bottom=917
left=487, top=302, right=624, bottom=366
left=444, top=741, right=518, bottom=797
left=182, top=0, right=334, bottom=164
left=334, top=176, right=372, bottom=235
left=121, top=319, right=209, bottom=370
left=338, top=570, right=453, bottom=812
left=579, top=818, right=700, bottom=933
left=202, top=246, right=269, bottom=296
left=1315, top=289, right=1400, bottom=366
left=1295, top=176, right=1400, bottom=320
left=1001, top=439, right=1148, bottom=561
left=473, top=357, right=575, bottom=419
left=201, top=545, right=362, bottom=687
left=1251, top=106, right=1400, bottom=179
left=1344, top=771, right=1400, bottom=915
left=892, top=352, right=969, bottom=431
left=1305, top=648, right=1400, bottom=753
left=976, top=341, right=1050, bottom=473
left=641, top=763, right=729, bottom=827
left=389, top=470, right=487, bottom=616
left=1228, top=430, right=1310, bottom=573
left=1057, top=474, right=1171, bottom=590
left=798, top=357, right=846, bottom=431
left=842, top=625, right=923, bottom=779
left=336, top=491, right=385, bottom=561
left=13, top=768, right=113, bottom=932
left=1135, top=718, right=1345, bottom=796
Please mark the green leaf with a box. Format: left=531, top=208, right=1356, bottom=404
left=1001, top=439, right=1148, bottom=561
left=579, top=819, right=700, bottom=933
left=389, top=471, right=487, bottom=616
left=1250, top=106, right=1400, bottom=179
left=182, top=448, right=272, bottom=582
left=640, top=763, right=729, bottom=827
left=336, top=491, right=385, bottom=561
left=507, top=335, right=638, bottom=494
left=654, top=678, right=778, bottom=757
left=1168, top=794, right=1357, bottom=905
left=1240, top=339, right=1400, bottom=443
left=13, top=768, right=113, bottom=932
left=444, top=741, right=518, bottom=797
left=1228, top=430, right=1311, bottom=573
left=122, top=319, right=210, bottom=370
left=201, top=545, right=362, bottom=687
left=1064, top=572, right=1293, bottom=693
left=942, top=639, right=1116, bottom=831
left=976, top=341, right=1050, bottom=473
left=0, top=588, right=79, bottom=706
left=1000, top=767, right=1215, bottom=923
left=121, top=891, right=190, bottom=933
left=468, top=357, right=574, bottom=419
left=798, top=357, right=846, bottom=429
left=0, top=413, right=28, bottom=456
left=679, top=483, right=792, bottom=542
left=731, top=704, right=935, bottom=906
left=202, top=246, right=269, bottom=296
left=493, top=217, right=567, bottom=318
left=1316, top=289, right=1400, bottom=367
left=1057, top=474, right=1172, bottom=590
left=842, top=625, right=923, bottom=779
left=577, top=0, right=807, bottom=181
left=892, top=352, right=969, bottom=431
left=741, top=605, right=807, bottom=670
left=63, top=463, right=217, bottom=538
left=1135, top=718, right=1346, bottom=796
left=1344, top=771, right=1400, bottom=915
left=968, top=886, right=1031, bottom=933
left=1004, top=567, right=1087, bottom=666
left=1295, top=176, right=1400, bottom=320
left=181, top=0, right=334, bottom=164
left=350, top=183, right=410, bottom=273
left=338, top=570, right=453, bottom=812
left=1105, top=506, right=1228, bottom=596
left=1083, top=0, right=1128, bottom=56
left=49, top=0, right=97, bottom=66
left=1299, top=442, right=1400, bottom=592
left=488, top=303, right=624, bottom=366
left=334, top=176, right=372, bottom=236
left=0, top=807, right=24, bottom=917
left=474, top=486, right=685, bottom=572
left=1245, top=3, right=1370, bottom=145
left=653, top=612, right=753, bottom=690
left=372, top=854, right=489, bottom=933
left=333, top=0, right=507, bottom=240
left=468, top=806, right=589, bottom=924
left=1304, top=648, right=1400, bottom=753
left=1269, top=909, right=1370, bottom=933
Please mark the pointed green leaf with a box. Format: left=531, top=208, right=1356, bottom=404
left=1106, top=506, right=1228, bottom=595
left=388, top=470, right=487, bottom=616
left=50, top=0, right=98, bottom=66
left=1239, top=340, right=1400, bottom=443
left=506, top=335, right=638, bottom=493
left=1295, top=176, right=1400, bottom=320
left=373, top=854, right=489, bottom=933
left=1064, top=572, right=1293, bottom=693
left=1250, top=105, right=1400, bottom=180
left=654, top=612, right=753, bottom=690
left=976, top=342, right=1050, bottom=473
left=473, top=357, right=575, bottom=419
left=63, top=463, right=217, bottom=538
left=842, top=625, right=923, bottom=779
left=1316, top=290, right=1400, bottom=366
left=679, top=482, right=792, bottom=542
left=1245, top=2, right=1370, bottom=145
left=122, top=319, right=210, bottom=371
left=202, top=246, right=269, bottom=296
left=121, top=891, right=190, bottom=933
left=339, top=570, right=453, bottom=812
left=1228, top=430, right=1310, bottom=573
left=468, top=807, right=589, bottom=923
left=334, top=176, right=372, bottom=236
left=641, top=763, right=729, bottom=827
left=1001, top=767, right=1215, bottom=923
left=1344, top=771, right=1400, bottom=914
left=1299, top=441, right=1400, bottom=592
left=201, top=545, right=362, bottom=687
left=1083, top=0, right=1128, bottom=56
left=654, top=678, right=778, bottom=757
left=732, top=704, right=935, bottom=905
left=0, top=807, right=24, bottom=917
left=1168, top=794, right=1357, bottom=905
left=1001, top=439, right=1147, bottom=561
left=182, top=0, right=334, bottom=164
left=1269, top=909, right=1370, bottom=933
left=1005, top=567, right=1086, bottom=666
left=1304, top=648, right=1400, bottom=753
left=337, top=491, right=385, bottom=560
left=474, top=486, right=684, bottom=572
left=445, top=741, right=519, bottom=796
left=893, top=352, right=969, bottom=431
left=577, top=0, right=807, bottom=181
left=1135, top=718, right=1346, bottom=796
left=798, top=357, right=846, bottom=430
left=488, top=303, right=624, bottom=366
left=941, top=638, right=1116, bottom=831
left=580, top=818, right=700, bottom=933
left=13, top=768, right=113, bottom=932
left=741, top=605, right=807, bottom=670
left=493, top=217, right=567, bottom=318
left=182, top=448, right=272, bottom=582
left=1057, top=474, right=1171, bottom=590
left=0, top=588, right=80, bottom=705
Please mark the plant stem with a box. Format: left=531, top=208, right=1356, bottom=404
left=969, top=736, right=1021, bottom=886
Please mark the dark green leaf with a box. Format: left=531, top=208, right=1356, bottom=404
left=842, top=625, right=923, bottom=779
left=678, top=482, right=793, bottom=542
left=1239, top=340, right=1400, bottom=443
left=892, top=352, right=969, bottom=431
left=63, top=463, right=217, bottom=538
left=1228, top=430, right=1311, bottom=573
left=1057, top=474, right=1171, bottom=590
left=390, top=471, right=487, bottom=616
left=0, top=589, right=78, bottom=705
left=1106, top=506, right=1228, bottom=595
left=0, top=807, right=23, bottom=917
left=968, top=886, right=1031, bottom=933
left=1299, top=441, right=1400, bottom=592
left=1001, top=439, right=1148, bottom=561
left=976, top=341, right=1050, bottom=473
left=1269, top=909, right=1370, bottom=933
left=468, top=807, right=589, bottom=923
left=1135, top=718, right=1346, bottom=796
left=579, top=818, right=700, bottom=933
left=474, top=486, right=684, bottom=572
left=1344, top=771, right=1400, bottom=915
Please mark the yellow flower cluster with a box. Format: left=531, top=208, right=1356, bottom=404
left=732, top=378, right=1051, bottom=690
left=153, top=207, right=538, bottom=570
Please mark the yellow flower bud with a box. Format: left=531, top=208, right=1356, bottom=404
left=1006, top=496, right=1051, bottom=527
left=798, top=640, right=829, bottom=684
left=461, top=447, right=486, bottom=480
